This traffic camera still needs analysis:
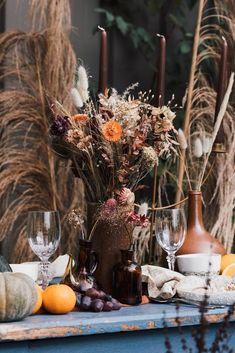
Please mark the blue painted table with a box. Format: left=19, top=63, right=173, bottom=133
left=0, top=303, right=235, bottom=353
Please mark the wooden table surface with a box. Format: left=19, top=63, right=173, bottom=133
left=0, top=303, right=234, bottom=352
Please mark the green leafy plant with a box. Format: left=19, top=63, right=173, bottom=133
left=95, top=0, right=198, bottom=98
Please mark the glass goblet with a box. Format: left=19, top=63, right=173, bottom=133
left=27, top=211, right=61, bottom=289
left=155, top=209, right=186, bottom=271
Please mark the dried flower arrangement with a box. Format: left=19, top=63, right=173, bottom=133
left=48, top=65, right=180, bottom=247
left=49, top=70, right=178, bottom=204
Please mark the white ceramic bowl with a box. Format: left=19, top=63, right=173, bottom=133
left=10, top=263, right=38, bottom=281
left=176, top=253, right=221, bottom=276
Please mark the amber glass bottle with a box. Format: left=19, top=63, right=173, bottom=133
left=112, top=249, right=142, bottom=305
left=62, top=239, right=98, bottom=292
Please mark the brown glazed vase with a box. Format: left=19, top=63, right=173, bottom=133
left=88, top=203, right=131, bottom=294
left=177, top=190, right=226, bottom=256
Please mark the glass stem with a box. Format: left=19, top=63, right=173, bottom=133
left=166, top=252, right=176, bottom=271
left=40, top=261, right=50, bottom=290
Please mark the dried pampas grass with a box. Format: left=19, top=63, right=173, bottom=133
left=160, top=1, right=235, bottom=252
left=0, top=0, right=83, bottom=262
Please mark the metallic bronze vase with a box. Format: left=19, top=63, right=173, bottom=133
left=177, top=190, right=226, bottom=256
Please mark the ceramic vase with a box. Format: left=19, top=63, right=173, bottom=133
left=177, top=190, right=226, bottom=256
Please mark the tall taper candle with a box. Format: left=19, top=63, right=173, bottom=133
left=155, top=34, right=166, bottom=107
left=98, top=26, right=108, bottom=95
left=149, top=34, right=166, bottom=263
left=213, top=37, right=228, bottom=148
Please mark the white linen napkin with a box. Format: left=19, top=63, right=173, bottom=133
left=142, top=265, right=184, bottom=299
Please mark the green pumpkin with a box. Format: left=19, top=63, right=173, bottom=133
left=0, top=272, right=38, bottom=322
left=0, top=255, right=12, bottom=272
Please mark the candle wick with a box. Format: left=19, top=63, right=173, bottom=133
left=156, top=33, right=165, bottom=38
left=98, top=25, right=105, bottom=32
left=222, top=36, right=228, bottom=46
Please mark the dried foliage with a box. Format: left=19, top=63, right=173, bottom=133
left=187, top=1, right=235, bottom=252
left=49, top=82, right=179, bottom=203
left=162, top=1, right=235, bottom=252
left=0, top=0, right=83, bottom=262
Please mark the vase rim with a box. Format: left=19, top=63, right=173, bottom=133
left=79, top=239, right=92, bottom=247
left=188, top=190, right=201, bottom=195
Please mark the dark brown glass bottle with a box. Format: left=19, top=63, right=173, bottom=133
left=112, top=249, right=142, bottom=305
left=61, top=239, right=98, bottom=292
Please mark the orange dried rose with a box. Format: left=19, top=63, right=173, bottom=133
left=71, top=114, right=88, bottom=124
left=102, top=120, right=123, bottom=142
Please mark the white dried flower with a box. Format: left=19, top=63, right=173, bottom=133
left=177, top=128, right=187, bottom=150
left=77, top=66, right=89, bottom=90
left=71, top=87, right=83, bottom=108
left=138, top=202, right=149, bottom=216
left=202, top=136, right=212, bottom=154
left=193, top=138, right=203, bottom=158
left=142, top=146, right=158, bottom=168
left=76, top=65, right=89, bottom=103
left=151, top=106, right=176, bottom=121
left=67, top=209, right=84, bottom=228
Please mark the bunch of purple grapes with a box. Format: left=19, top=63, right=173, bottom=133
left=76, top=287, right=122, bottom=312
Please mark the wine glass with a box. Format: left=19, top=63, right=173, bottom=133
left=155, top=209, right=186, bottom=271
left=27, top=211, right=61, bottom=289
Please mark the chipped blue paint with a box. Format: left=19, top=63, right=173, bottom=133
left=0, top=304, right=235, bottom=352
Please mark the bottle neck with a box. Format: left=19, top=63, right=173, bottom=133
left=187, top=191, right=205, bottom=230
left=121, top=249, right=133, bottom=264
left=77, top=240, right=92, bottom=269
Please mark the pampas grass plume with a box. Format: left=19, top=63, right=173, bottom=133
left=71, top=87, right=83, bottom=108
left=202, top=136, right=212, bottom=154
left=79, top=88, right=89, bottom=102
left=77, top=66, right=89, bottom=90
left=76, top=66, right=89, bottom=103
left=177, top=128, right=188, bottom=150
left=193, top=137, right=203, bottom=158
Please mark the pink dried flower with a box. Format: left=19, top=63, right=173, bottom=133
left=139, top=214, right=150, bottom=227
left=126, top=211, right=149, bottom=227
left=100, top=198, right=117, bottom=219
left=118, top=188, right=135, bottom=205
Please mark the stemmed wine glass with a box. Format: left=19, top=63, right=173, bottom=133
left=155, top=209, right=186, bottom=271
left=27, top=211, right=61, bottom=289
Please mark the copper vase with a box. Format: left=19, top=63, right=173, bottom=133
left=177, top=190, right=226, bottom=256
